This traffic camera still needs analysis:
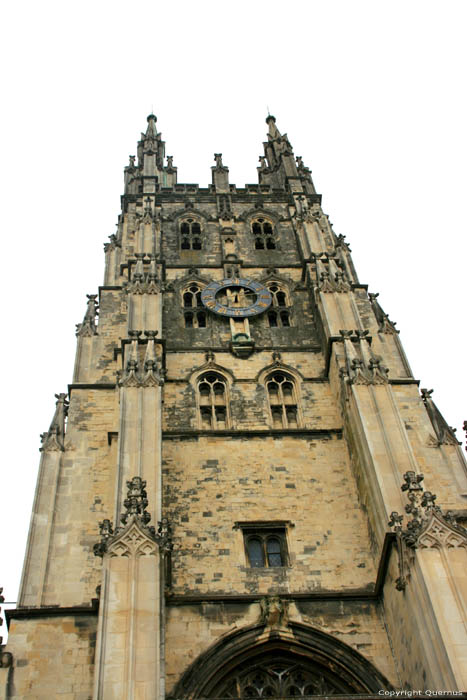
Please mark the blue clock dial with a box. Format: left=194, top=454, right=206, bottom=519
left=201, top=278, right=272, bottom=317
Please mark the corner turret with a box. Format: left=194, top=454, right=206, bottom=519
left=124, top=113, right=177, bottom=195
left=257, top=115, right=316, bottom=194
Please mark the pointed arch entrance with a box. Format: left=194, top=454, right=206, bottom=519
left=171, top=622, right=392, bottom=697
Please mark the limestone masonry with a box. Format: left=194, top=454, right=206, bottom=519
left=1, top=114, right=466, bottom=699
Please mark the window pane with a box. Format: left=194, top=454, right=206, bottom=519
left=267, top=537, right=283, bottom=567
left=248, top=538, right=264, bottom=567
left=252, top=222, right=261, bottom=235
left=199, top=383, right=210, bottom=397
left=185, top=312, right=193, bottom=328
left=268, top=311, right=278, bottom=327
left=201, top=408, right=212, bottom=428
left=277, top=292, right=287, bottom=307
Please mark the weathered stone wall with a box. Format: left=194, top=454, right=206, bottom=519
left=163, top=434, right=377, bottom=595
left=3, top=616, right=96, bottom=699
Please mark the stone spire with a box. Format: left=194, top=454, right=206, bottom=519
left=122, top=114, right=177, bottom=195
left=258, top=115, right=316, bottom=193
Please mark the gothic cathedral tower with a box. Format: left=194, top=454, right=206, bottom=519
left=1, top=114, right=467, bottom=698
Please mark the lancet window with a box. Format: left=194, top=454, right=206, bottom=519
left=266, top=371, right=300, bottom=429
left=252, top=217, right=277, bottom=250
left=198, top=372, right=229, bottom=429
left=183, top=283, right=207, bottom=328
left=180, top=218, right=202, bottom=250
left=266, top=283, right=291, bottom=327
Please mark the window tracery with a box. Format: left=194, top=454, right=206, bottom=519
left=214, top=656, right=355, bottom=697
left=266, top=371, right=300, bottom=429
left=197, top=372, right=229, bottom=429
left=182, top=283, right=207, bottom=328
left=180, top=218, right=202, bottom=250
left=252, top=217, right=277, bottom=250
left=266, top=283, right=291, bottom=327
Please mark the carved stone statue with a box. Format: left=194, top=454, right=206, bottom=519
left=260, top=595, right=288, bottom=627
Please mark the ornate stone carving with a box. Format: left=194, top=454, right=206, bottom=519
left=314, top=253, right=351, bottom=293
left=218, top=194, right=232, bottom=220
left=93, top=477, right=173, bottom=560
left=368, top=292, right=398, bottom=334
left=104, top=233, right=121, bottom=253
left=213, top=153, right=227, bottom=170
left=421, top=388, right=460, bottom=446
left=335, top=233, right=352, bottom=252
left=75, top=294, right=99, bottom=336
left=259, top=595, right=289, bottom=627
left=40, top=393, right=69, bottom=452
left=119, top=331, right=164, bottom=387
left=389, top=471, right=467, bottom=590
left=339, top=331, right=389, bottom=386
left=125, top=254, right=160, bottom=295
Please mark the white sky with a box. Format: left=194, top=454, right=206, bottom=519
left=1, top=0, right=466, bottom=618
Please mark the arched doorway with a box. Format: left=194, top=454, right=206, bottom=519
left=171, top=622, right=393, bottom=698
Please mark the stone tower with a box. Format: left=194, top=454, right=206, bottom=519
left=1, top=114, right=467, bottom=698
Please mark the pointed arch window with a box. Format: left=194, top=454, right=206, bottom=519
left=180, top=218, right=202, bottom=250
left=266, top=371, right=300, bottom=429
left=266, top=283, right=291, bottom=327
left=197, top=372, right=229, bottom=429
left=251, top=217, right=277, bottom=250
left=183, top=283, right=207, bottom=328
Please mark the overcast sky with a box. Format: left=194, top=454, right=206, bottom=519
left=1, top=0, right=466, bottom=615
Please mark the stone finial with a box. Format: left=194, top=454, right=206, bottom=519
left=40, top=393, right=69, bottom=452
left=121, top=477, right=151, bottom=527
left=388, top=471, right=467, bottom=590
left=104, top=233, right=121, bottom=253
left=421, top=388, right=460, bottom=446
left=258, top=156, right=268, bottom=172
left=296, top=155, right=312, bottom=180
left=76, top=294, right=99, bottom=337
left=93, top=476, right=173, bottom=559
left=335, top=233, right=351, bottom=252
left=368, top=293, right=398, bottom=334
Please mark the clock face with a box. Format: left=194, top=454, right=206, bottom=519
left=201, top=278, right=272, bottom=317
